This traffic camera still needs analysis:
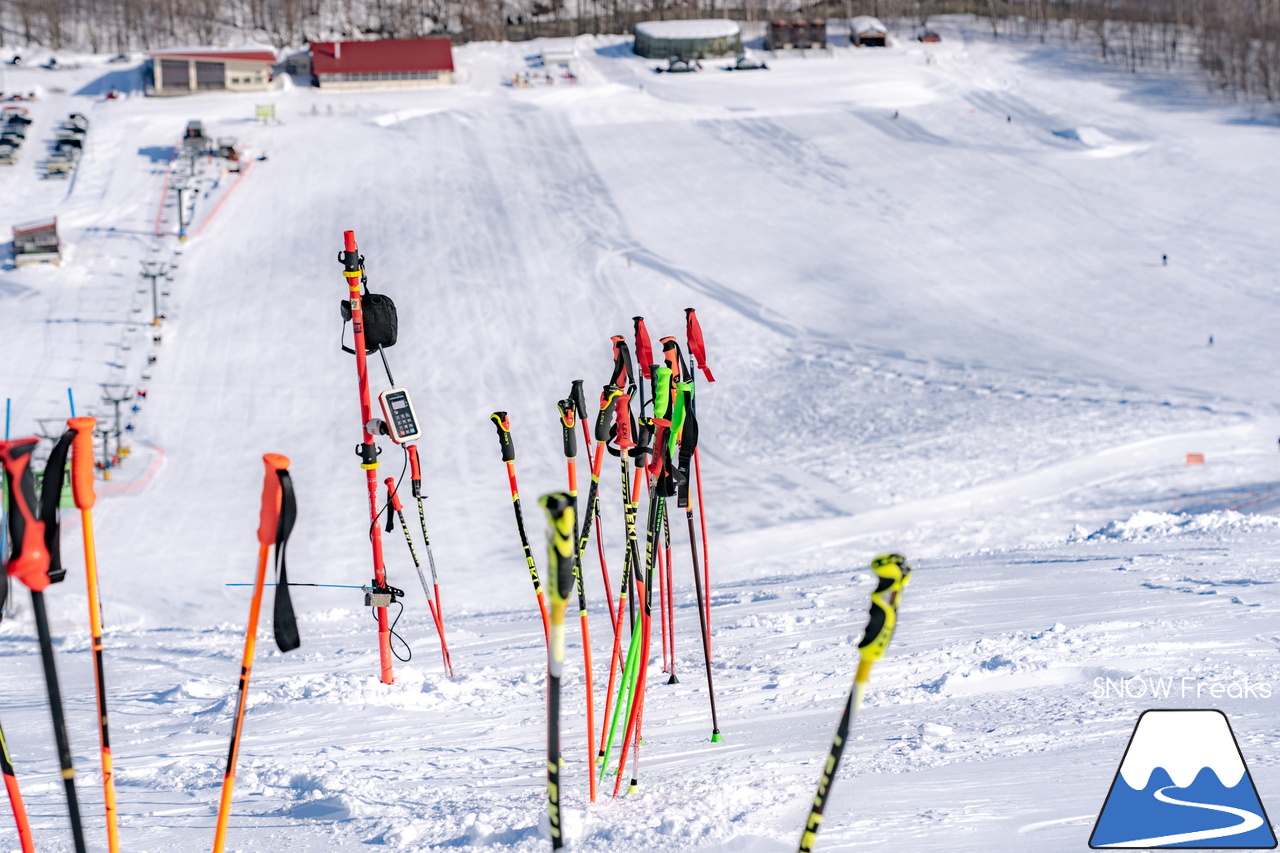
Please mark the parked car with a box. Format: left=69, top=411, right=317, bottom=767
left=0, top=142, right=19, bottom=164
left=64, top=112, right=89, bottom=130
left=659, top=56, right=700, bottom=73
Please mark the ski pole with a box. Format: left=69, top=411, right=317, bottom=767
left=1, top=398, right=11, bottom=620
left=557, top=398, right=597, bottom=803
left=0, top=436, right=87, bottom=853
left=0, top=717, right=34, bottom=853
left=68, top=417, right=120, bottom=853
left=571, top=381, right=612, bottom=624
left=213, top=454, right=295, bottom=853
left=540, top=493, right=576, bottom=851
left=797, top=554, right=911, bottom=853
left=491, top=412, right=550, bottom=644
left=384, top=475, right=451, bottom=677
left=611, top=492, right=663, bottom=797
left=404, top=446, right=454, bottom=678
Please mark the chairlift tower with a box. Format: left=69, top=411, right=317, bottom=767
left=140, top=258, right=170, bottom=325
left=100, top=384, right=132, bottom=460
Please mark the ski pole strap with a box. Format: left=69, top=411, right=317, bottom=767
left=610, top=336, right=634, bottom=389
left=686, top=308, right=715, bottom=383
left=40, top=430, right=74, bottom=585
left=557, top=399, right=576, bottom=460
left=633, top=317, right=653, bottom=380
left=490, top=412, right=515, bottom=462
left=0, top=438, right=51, bottom=593
left=273, top=468, right=300, bottom=653
left=595, top=386, right=621, bottom=444
left=407, top=444, right=422, bottom=498
left=539, top=493, right=576, bottom=608
left=858, top=554, right=910, bottom=667
left=67, top=417, right=96, bottom=510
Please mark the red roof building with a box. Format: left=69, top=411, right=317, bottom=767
left=309, top=38, right=455, bottom=89
left=147, top=47, right=277, bottom=96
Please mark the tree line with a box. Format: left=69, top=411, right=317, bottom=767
left=1, top=0, right=1277, bottom=108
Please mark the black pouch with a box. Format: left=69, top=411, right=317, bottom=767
left=341, top=291, right=398, bottom=354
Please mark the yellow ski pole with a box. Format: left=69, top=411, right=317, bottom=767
left=798, top=554, right=911, bottom=853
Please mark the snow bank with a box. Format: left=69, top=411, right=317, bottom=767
left=1075, top=510, right=1280, bottom=542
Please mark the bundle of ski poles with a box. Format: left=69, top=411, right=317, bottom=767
left=491, top=309, right=722, bottom=811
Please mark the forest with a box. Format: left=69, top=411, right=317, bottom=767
left=1, top=0, right=1278, bottom=108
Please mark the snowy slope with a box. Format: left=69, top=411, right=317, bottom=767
left=2, top=18, right=1279, bottom=852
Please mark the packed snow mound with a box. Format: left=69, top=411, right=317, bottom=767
left=1074, top=510, right=1280, bottom=542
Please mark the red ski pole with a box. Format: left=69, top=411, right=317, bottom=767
left=406, top=445, right=454, bottom=677
left=339, top=231, right=395, bottom=684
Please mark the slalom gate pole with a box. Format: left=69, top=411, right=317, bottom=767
left=0, top=437, right=87, bottom=853
left=797, top=554, right=910, bottom=853
left=213, top=454, right=299, bottom=853
left=540, top=493, right=576, bottom=851
left=491, top=412, right=550, bottom=645
left=68, top=417, right=120, bottom=853
left=684, top=309, right=716, bottom=662
left=405, top=445, right=453, bottom=678
left=338, top=232, right=395, bottom=684
left=0, top=716, right=33, bottom=853
left=557, top=399, right=597, bottom=803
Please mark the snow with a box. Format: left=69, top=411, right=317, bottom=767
left=634, top=20, right=741, bottom=40
left=2, top=17, right=1280, bottom=852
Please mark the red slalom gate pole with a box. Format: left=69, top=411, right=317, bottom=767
left=339, top=231, right=395, bottom=684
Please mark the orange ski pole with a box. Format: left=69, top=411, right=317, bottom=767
left=0, top=718, right=34, bottom=853
left=212, top=453, right=289, bottom=853
left=490, top=412, right=550, bottom=644
left=68, top=417, right=119, bottom=853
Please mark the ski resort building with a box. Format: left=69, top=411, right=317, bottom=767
left=850, top=16, right=889, bottom=46
left=633, top=20, right=742, bottom=59
left=309, top=38, right=455, bottom=89
left=146, top=48, right=277, bottom=96
left=765, top=19, right=828, bottom=50
left=13, top=218, right=61, bottom=266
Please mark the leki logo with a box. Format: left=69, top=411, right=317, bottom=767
left=1090, top=710, right=1277, bottom=849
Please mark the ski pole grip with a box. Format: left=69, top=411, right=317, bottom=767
left=257, top=453, right=291, bottom=547
left=652, top=366, right=672, bottom=421
left=557, top=399, right=576, bottom=459
left=67, top=416, right=97, bottom=510
left=383, top=477, right=404, bottom=512
left=595, top=386, right=620, bottom=443
left=491, top=412, right=515, bottom=462
left=570, top=380, right=588, bottom=423
left=0, top=438, right=50, bottom=592
left=539, top=492, right=576, bottom=605
left=615, top=392, right=634, bottom=450
left=407, top=443, right=422, bottom=481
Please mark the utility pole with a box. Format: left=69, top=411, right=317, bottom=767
left=140, top=258, right=170, bottom=326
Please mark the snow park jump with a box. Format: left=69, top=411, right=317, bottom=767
left=5, top=14, right=1280, bottom=852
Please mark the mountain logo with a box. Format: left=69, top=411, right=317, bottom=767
left=1091, top=709, right=1277, bottom=849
